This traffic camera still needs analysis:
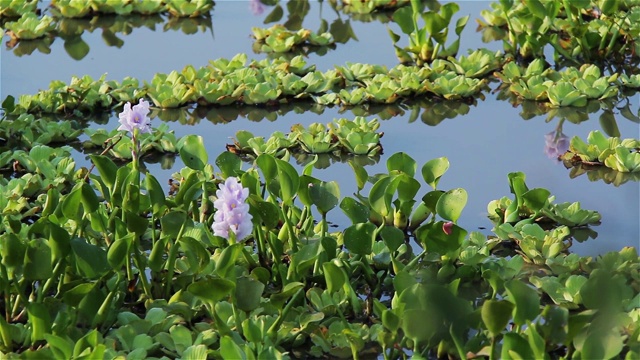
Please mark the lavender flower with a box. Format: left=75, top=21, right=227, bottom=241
left=212, top=177, right=253, bottom=241
left=544, top=131, right=570, bottom=160
left=249, top=0, right=264, bottom=16
left=118, top=99, right=151, bottom=134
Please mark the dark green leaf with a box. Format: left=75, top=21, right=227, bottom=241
left=179, top=135, right=208, bottom=171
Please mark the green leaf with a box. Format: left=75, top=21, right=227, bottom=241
left=382, top=310, right=401, bottom=333
left=161, top=211, right=187, bottom=237
left=387, top=152, right=417, bottom=176
left=64, top=36, right=90, bottom=61
left=340, top=197, right=370, bottom=224
left=348, top=160, right=368, bottom=192
left=599, top=110, right=620, bottom=138
left=436, top=188, right=467, bottom=223
left=525, top=0, right=547, bottom=19
left=380, top=226, right=405, bottom=253
left=481, top=300, right=514, bottom=337
left=182, top=345, right=208, bottom=360
left=23, top=239, right=52, bottom=280
left=107, top=234, right=133, bottom=270
left=145, top=174, right=166, bottom=216
left=216, top=151, right=241, bottom=178
left=422, top=157, right=449, bottom=189
left=27, top=303, right=51, bottom=341
left=179, top=135, right=208, bottom=171
left=61, top=184, right=83, bottom=221
left=322, top=262, right=346, bottom=294
left=522, top=188, right=550, bottom=213
left=275, top=159, right=300, bottom=205
left=2, top=95, right=15, bottom=113
left=1, top=234, right=25, bottom=268
left=309, top=180, right=340, bottom=215
left=415, top=221, right=466, bottom=255
left=148, top=237, right=168, bottom=272
left=369, top=175, right=393, bottom=216
left=70, top=238, right=110, bottom=279
left=219, top=335, right=246, bottom=360
left=343, top=222, right=376, bottom=255
left=263, top=5, right=283, bottom=24
left=501, top=333, right=534, bottom=360
left=392, top=6, right=415, bottom=35
left=188, top=278, right=236, bottom=305
left=235, top=276, right=265, bottom=312
left=505, top=280, right=540, bottom=326
left=215, top=243, right=242, bottom=278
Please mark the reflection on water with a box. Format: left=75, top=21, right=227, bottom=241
left=3, top=12, right=212, bottom=59
left=544, top=122, right=569, bottom=160
left=2, top=1, right=638, bottom=256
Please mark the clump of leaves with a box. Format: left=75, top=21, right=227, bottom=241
left=389, top=1, right=469, bottom=65
left=487, top=171, right=602, bottom=228
left=82, top=123, right=179, bottom=160
left=252, top=24, right=335, bottom=54
left=4, top=13, right=55, bottom=40
left=0, top=0, right=39, bottom=18
left=335, top=0, right=411, bottom=15
left=562, top=130, right=640, bottom=173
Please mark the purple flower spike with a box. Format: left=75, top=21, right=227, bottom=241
left=544, top=131, right=569, bottom=160
left=118, top=99, right=151, bottom=134
left=212, top=177, right=253, bottom=241
left=249, top=0, right=264, bottom=16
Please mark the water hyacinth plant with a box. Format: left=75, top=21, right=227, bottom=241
left=212, top=177, right=253, bottom=242
left=1, top=1, right=639, bottom=359
left=117, top=99, right=151, bottom=162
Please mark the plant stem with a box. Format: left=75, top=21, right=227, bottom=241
left=266, top=287, right=303, bottom=341
left=164, top=222, right=186, bottom=298
left=132, top=239, right=152, bottom=299
left=37, top=260, right=64, bottom=303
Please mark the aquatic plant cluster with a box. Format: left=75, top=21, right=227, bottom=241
left=251, top=24, right=335, bottom=54
left=6, top=51, right=640, bottom=115
left=1, top=0, right=640, bottom=360
left=477, top=0, right=640, bottom=66
left=0, top=0, right=214, bottom=58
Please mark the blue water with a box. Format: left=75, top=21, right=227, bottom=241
left=2, top=1, right=638, bottom=256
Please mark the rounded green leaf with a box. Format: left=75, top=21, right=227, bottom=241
left=382, top=310, right=401, bottom=332
left=422, top=157, right=449, bottom=189
left=310, top=180, right=340, bottom=215
left=64, top=36, right=89, bottom=61
left=247, top=197, right=280, bottom=230
left=481, top=299, right=514, bottom=337
left=436, top=188, right=467, bottom=223
left=216, top=151, right=241, bottom=178
left=188, top=278, right=236, bottom=304
left=343, top=222, right=376, bottom=256
left=387, top=152, right=417, bottom=176
left=379, top=226, right=405, bottom=253
left=339, top=197, right=370, bottom=225
left=179, top=134, right=208, bottom=171
left=235, top=276, right=265, bottom=312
